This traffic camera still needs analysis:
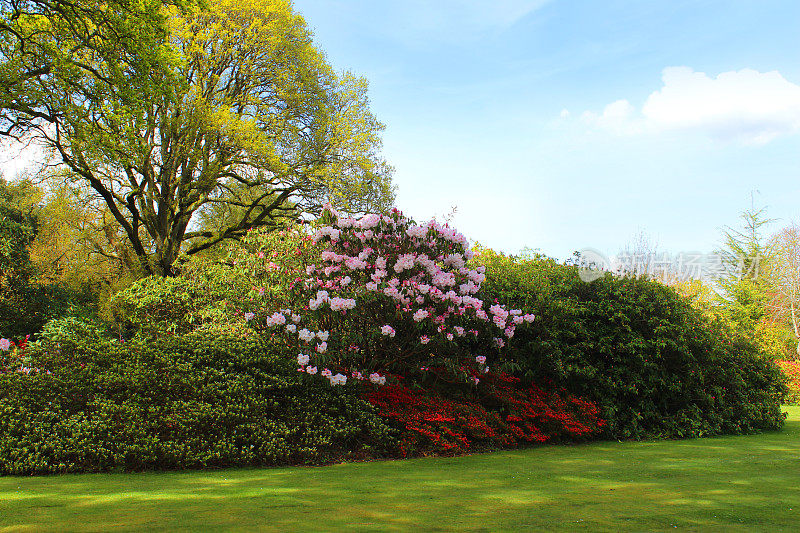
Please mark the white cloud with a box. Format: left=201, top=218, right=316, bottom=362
left=579, top=67, right=800, bottom=145
left=581, top=99, right=642, bottom=135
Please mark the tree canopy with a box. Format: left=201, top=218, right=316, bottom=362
left=1, top=0, right=394, bottom=275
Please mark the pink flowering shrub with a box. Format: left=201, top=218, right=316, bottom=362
left=243, top=205, right=535, bottom=385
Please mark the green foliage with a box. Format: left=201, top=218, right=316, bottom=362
left=476, top=248, right=787, bottom=440
left=111, top=226, right=318, bottom=335
left=0, top=322, right=396, bottom=474
left=110, top=274, right=230, bottom=335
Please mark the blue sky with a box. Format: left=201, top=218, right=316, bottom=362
left=293, top=0, right=800, bottom=260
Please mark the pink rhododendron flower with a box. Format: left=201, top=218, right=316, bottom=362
left=0, top=338, right=10, bottom=351
left=316, top=342, right=328, bottom=353
left=475, top=355, right=486, bottom=365
left=266, top=312, right=287, bottom=326
left=420, top=335, right=430, bottom=344
left=244, top=312, right=255, bottom=322
left=413, top=309, right=429, bottom=322
left=380, top=325, right=396, bottom=337
left=297, top=353, right=310, bottom=366
left=443, top=253, right=465, bottom=268
left=406, top=224, right=427, bottom=238
left=329, top=297, right=356, bottom=311
left=306, top=366, right=318, bottom=375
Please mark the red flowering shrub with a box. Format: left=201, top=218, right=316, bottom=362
left=777, top=361, right=800, bottom=404
left=364, top=372, right=605, bottom=457
left=480, top=372, right=605, bottom=443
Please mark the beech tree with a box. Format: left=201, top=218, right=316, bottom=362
left=1, top=0, right=393, bottom=275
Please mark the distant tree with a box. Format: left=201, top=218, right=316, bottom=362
left=1, top=0, right=394, bottom=275
left=0, top=176, right=37, bottom=287
left=27, top=177, right=139, bottom=285
left=616, top=228, right=660, bottom=277
left=714, top=202, right=774, bottom=338
left=0, top=176, right=69, bottom=337
left=764, top=224, right=800, bottom=357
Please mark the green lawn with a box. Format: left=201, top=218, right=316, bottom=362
left=1, top=407, right=799, bottom=532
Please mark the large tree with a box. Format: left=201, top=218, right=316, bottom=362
left=1, top=0, right=393, bottom=275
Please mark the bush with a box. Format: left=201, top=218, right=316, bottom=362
left=477, top=249, right=787, bottom=440
left=364, top=372, right=605, bottom=457
left=0, top=320, right=396, bottom=475
left=244, top=207, right=535, bottom=386
left=111, top=226, right=320, bottom=336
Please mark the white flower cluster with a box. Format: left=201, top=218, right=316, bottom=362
left=369, top=372, right=387, bottom=385
left=321, top=368, right=348, bottom=386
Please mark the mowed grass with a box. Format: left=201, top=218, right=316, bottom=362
left=1, top=407, right=799, bottom=532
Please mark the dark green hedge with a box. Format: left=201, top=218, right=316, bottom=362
left=0, top=319, right=396, bottom=475
left=478, top=252, right=787, bottom=440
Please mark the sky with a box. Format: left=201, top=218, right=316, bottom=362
left=291, top=0, right=800, bottom=260
left=2, top=1, right=798, bottom=262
